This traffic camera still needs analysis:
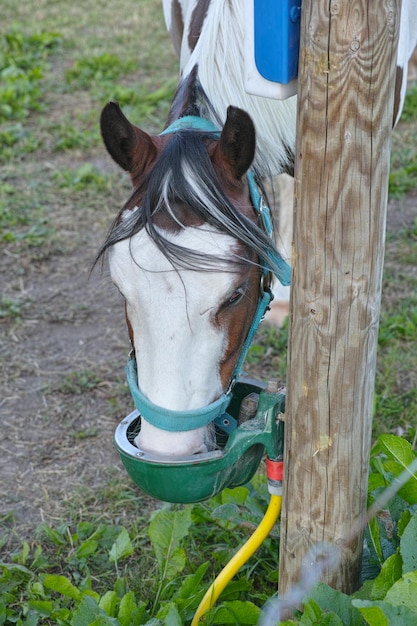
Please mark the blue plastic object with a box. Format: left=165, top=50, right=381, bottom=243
left=254, top=0, right=301, bottom=84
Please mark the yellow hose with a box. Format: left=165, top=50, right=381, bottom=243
left=191, top=493, right=282, bottom=626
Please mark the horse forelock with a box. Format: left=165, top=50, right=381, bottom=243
left=98, top=130, right=280, bottom=275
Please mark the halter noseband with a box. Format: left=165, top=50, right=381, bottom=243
left=126, top=116, right=291, bottom=433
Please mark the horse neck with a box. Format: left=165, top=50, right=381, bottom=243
left=167, top=0, right=417, bottom=176
left=167, top=0, right=297, bottom=177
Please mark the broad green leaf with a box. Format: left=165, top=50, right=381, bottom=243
left=303, top=614, right=344, bottom=626
left=19, top=541, right=30, bottom=565
left=162, top=547, right=186, bottom=581
left=398, top=509, right=412, bottom=536
left=367, top=514, right=383, bottom=563
left=87, top=617, right=120, bottom=625
left=301, top=598, right=323, bottom=622
left=43, top=574, right=81, bottom=600
left=172, top=563, right=209, bottom=615
left=148, top=508, right=192, bottom=577
left=211, top=503, right=240, bottom=522
left=70, top=595, right=100, bottom=624
left=117, top=591, right=135, bottom=626
left=22, top=609, right=39, bottom=626
left=213, top=577, right=250, bottom=601
left=308, top=582, right=365, bottom=625
left=82, top=589, right=100, bottom=602
left=108, top=527, right=134, bottom=563
left=378, top=435, right=415, bottom=468
left=209, top=600, right=261, bottom=624
left=400, top=513, right=417, bottom=573
left=221, top=486, right=250, bottom=505
left=156, top=602, right=182, bottom=625
left=99, top=590, right=117, bottom=616
left=300, top=598, right=346, bottom=625
left=369, top=553, right=402, bottom=600
left=367, top=473, right=386, bottom=493
left=173, top=561, right=209, bottom=601
left=75, top=538, right=99, bottom=558
left=118, top=592, right=148, bottom=626
left=376, top=435, right=417, bottom=504
left=71, top=595, right=119, bottom=626
left=353, top=599, right=417, bottom=625
left=27, top=599, right=53, bottom=616
left=0, top=562, right=32, bottom=577
left=48, top=607, right=72, bottom=622
left=114, top=577, right=127, bottom=598
left=382, top=460, right=417, bottom=503
left=385, top=571, right=417, bottom=614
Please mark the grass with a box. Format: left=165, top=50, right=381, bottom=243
left=0, top=297, right=25, bottom=321
left=60, top=370, right=102, bottom=395
left=389, top=87, right=417, bottom=197
left=0, top=31, right=62, bottom=122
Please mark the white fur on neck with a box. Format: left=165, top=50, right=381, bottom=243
left=177, top=0, right=297, bottom=176
left=109, top=224, right=239, bottom=456
left=166, top=0, right=416, bottom=173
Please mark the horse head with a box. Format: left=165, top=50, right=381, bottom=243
left=99, top=103, right=286, bottom=457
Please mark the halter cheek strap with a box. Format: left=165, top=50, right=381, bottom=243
left=246, top=171, right=291, bottom=287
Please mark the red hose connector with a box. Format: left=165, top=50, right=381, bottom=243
left=266, top=458, right=283, bottom=495
left=266, top=458, right=283, bottom=481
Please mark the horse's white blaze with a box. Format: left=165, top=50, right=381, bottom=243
left=109, top=224, right=240, bottom=456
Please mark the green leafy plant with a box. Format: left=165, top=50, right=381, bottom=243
left=54, top=164, right=113, bottom=192
left=0, top=297, right=24, bottom=321
left=400, top=85, right=417, bottom=122
left=1, top=435, right=417, bottom=625
left=0, top=190, right=51, bottom=246
left=65, top=54, right=136, bottom=90
left=0, top=31, right=61, bottom=122
left=389, top=160, right=417, bottom=198
left=60, top=370, right=101, bottom=395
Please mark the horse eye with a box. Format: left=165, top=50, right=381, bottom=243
left=226, top=286, right=245, bottom=307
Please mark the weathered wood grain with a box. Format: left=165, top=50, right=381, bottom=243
left=278, top=0, right=401, bottom=595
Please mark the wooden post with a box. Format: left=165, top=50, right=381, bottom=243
left=279, top=0, right=401, bottom=594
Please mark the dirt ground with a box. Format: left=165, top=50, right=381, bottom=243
left=1, top=206, right=131, bottom=530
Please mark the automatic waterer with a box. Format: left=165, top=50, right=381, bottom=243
left=114, top=377, right=285, bottom=503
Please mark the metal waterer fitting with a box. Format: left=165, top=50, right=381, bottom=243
left=114, top=377, right=285, bottom=503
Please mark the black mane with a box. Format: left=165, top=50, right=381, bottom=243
left=96, top=129, right=283, bottom=274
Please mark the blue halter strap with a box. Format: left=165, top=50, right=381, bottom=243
left=126, top=115, right=291, bottom=432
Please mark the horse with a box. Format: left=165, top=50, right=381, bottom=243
left=99, top=0, right=417, bottom=458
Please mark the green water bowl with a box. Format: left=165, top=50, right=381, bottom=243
left=114, top=379, right=285, bottom=503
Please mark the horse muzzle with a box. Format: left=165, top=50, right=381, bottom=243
left=114, top=377, right=285, bottom=503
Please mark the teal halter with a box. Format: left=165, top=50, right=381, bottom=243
left=126, top=115, right=291, bottom=432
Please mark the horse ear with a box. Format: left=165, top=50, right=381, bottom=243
left=217, top=106, right=256, bottom=180
left=100, top=101, right=157, bottom=174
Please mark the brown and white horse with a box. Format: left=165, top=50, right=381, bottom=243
left=99, top=0, right=417, bottom=457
